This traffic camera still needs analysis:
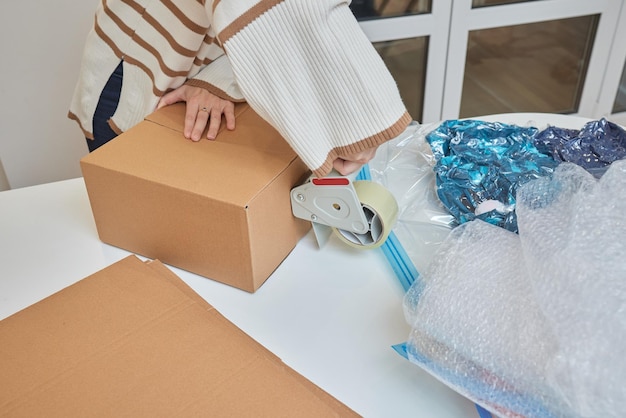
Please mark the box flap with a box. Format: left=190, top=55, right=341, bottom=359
left=0, top=256, right=357, bottom=416
left=81, top=104, right=304, bottom=206
left=145, top=103, right=301, bottom=163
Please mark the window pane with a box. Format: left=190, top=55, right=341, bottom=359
left=472, top=0, right=540, bottom=8
left=613, top=63, right=626, bottom=114
left=350, top=0, right=431, bottom=20
left=373, top=37, right=428, bottom=121
left=460, top=15, right=599, bottom=118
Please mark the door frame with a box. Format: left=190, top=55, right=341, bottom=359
left=594, top=1, right=626, bottom=124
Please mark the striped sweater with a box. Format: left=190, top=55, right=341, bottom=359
left=69, top=0, right=411, bottom=177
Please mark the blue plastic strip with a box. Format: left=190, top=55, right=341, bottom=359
left=392, top=343, right=409, bottom=359
left=381, top=232, right=419, bottom=292
left=475, top=404, right=494, bottom=418
left=357, top=165, right=420, bottom=292
left=355, top=165, right=372, bottom=181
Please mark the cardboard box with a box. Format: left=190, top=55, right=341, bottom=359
left=0, top=256, right=357, bottom=416
left=80, top=103, right=311, bottom=292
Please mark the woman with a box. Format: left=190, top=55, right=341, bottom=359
left=69, top=0, right=411, bottom=177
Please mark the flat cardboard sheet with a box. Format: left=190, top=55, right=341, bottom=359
left=0, top=256, right=357, bottom=417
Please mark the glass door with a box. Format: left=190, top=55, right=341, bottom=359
left=353, top=0, right=626, bottom=124
left=442, top=0, right=623, bottom=119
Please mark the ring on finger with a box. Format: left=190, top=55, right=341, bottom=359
left=200, top=107, right=209, bottom=113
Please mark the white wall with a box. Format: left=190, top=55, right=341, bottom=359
left=0, top=1, right=98, bottom=190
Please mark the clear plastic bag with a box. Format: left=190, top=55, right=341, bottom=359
left=365, top=121, right=455, bottom=277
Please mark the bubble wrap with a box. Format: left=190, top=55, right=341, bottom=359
left=402, top=160, right=626, bottom=418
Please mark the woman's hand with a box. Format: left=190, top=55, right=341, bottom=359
left=332, top=147, right=378, bottom=175
left=157, top=85, right=235, bottom=141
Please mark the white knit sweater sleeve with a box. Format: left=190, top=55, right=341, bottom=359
left=211, top=0, right=412, bottom=178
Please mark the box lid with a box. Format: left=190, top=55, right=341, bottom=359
left=0, top=255, right=357, bottom=416
left=81, top=104, right=303, bottom=207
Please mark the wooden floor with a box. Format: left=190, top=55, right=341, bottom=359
left=460, top=16, right=595, bottom=118
left=379, top=14, right=602, bottom=121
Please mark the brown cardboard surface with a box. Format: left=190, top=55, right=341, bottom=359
left=0, top=255, right=358, bottom=417
left=80, top=103, right=311, bottom=292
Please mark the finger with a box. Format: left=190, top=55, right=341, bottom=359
left=223, top=103, right=236, bottom=130
left=333, top=158, right=362, bottom=176
left=206, top=109, right=223, bottom=140
left=191, top=107, right=210, bottom=141
left=183, top=104, right=201, bottom=139
left=337, top=148, right=377, bottom=166
left=157, top=89, right=184, bottom=110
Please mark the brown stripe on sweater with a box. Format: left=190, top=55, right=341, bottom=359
left=94, top=15, right=125, bottom=60
left=103, top=0, right=137, bottom=39
left=95, top=18, right=167, bottom=97
left=184, top=79, right=247, bottom=102
left=122, top=55, right=168, bottom=97
left=100, top=3, right=193, bottom=78
left=107, top=118, right=124, bottom=136
left=142, top=12, right=198, bottom=57
left=119, top=0, right=145, bottom=15
left=117, top=0, right=209, bottom=58
left=194, top=56, right=215, bottom=66
left=162, top=0, right=207, bottom=34
left=218, top=0, right=284, bottom=43
left=131, top=33, right=191, bottom=78
left=67, top=111, right=93, bottom=140
left=203, top=33, right=218, bottom=46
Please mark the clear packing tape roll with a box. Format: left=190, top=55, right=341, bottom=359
left=333, top=180, right=398, bottom=249
left=363, top=117, right=626, bottom=418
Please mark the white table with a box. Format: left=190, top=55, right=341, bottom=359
left=2, top=113, right=597, bottom=417
left=0, top=177, right=479, bottom=417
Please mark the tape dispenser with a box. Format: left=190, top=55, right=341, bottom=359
left=290, top=170, right=398, bottom=249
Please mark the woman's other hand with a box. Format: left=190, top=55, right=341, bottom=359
left=157, top=85, right=235, bottom=141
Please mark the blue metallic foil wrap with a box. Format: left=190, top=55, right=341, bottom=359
left=533, top=118, right=626, bottom=177
left=426, top=120, right=558, bottom=233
